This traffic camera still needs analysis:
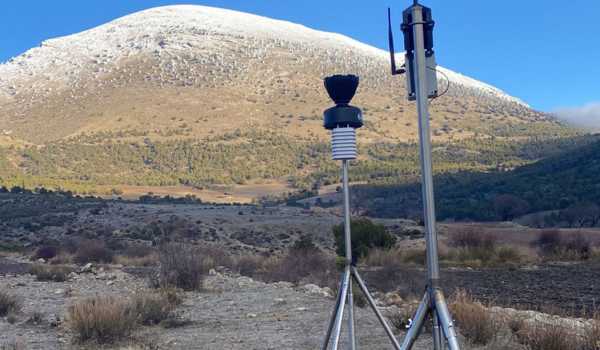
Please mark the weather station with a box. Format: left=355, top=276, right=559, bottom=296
left=321, top=74, right=403, bottom=350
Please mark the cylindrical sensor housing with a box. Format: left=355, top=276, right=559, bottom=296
left=331, top=126, right=357, bottom=160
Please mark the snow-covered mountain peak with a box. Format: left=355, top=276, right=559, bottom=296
left=0, top=4, right=525, bottom=106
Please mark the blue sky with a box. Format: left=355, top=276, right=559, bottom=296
left=2, top=1, right=599, bottom=119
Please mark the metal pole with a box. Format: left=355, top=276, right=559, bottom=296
left=412, top=0, right=440, bottom=287
left=400, top=292, right=429, bottom=350
left=322, top=273, right=348, bottom=350
left=433, top=290, right=460, bottom=350
left=342, top=160, right=352, bottom=266
left=411, top=5, right=446, bottom=350
left=332, top=267, right=351, bottom=350
left=352, top=267, right=402, bottom=350
left=342, top=159, right=356, bottom=349
left=347, top=281, right=357, bottom=350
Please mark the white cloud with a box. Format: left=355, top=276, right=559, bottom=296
left=553, top=102, right=600, bottom=128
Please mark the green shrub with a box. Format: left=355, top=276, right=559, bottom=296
left=333, top=218, right=396, bottom=260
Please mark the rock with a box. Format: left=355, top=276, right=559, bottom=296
left=383, top=291, right=404, bottom=306
left=54, top=289, right=64, bottom=295
left=80, top=263, right=93, bottom=273
left=247, top=313, right=257, bottom=318
left=209, top=268, right=217, bottom=276
left=273, top=281, right=294, bottom=289
left=36, top=258, right=46, bottom=264
left=299, top=284, right=331, bottom=297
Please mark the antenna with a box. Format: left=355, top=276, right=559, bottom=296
left=388, top=8, right=405, bottom=75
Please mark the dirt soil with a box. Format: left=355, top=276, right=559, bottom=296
left=0, top=258, right=443, bottom=350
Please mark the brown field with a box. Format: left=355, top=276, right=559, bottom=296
left=97, top=182, right=292, bottom=203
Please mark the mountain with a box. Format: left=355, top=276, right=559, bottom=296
left=0, top=5, right=578, bottom=194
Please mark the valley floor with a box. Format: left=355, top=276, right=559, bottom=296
left=0, top=258, right=439, bottom=350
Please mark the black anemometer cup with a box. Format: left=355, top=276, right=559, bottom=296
left=323, top=74, right=363, bottom=130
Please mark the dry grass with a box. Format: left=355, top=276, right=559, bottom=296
left=515, top=322, right=578, bottom=350
left=29, top=264, right=73, bottom=282
left=49, top=252, right=73, bottom=265
left=389, top=305, right=418, bottom=332
left=449, top=289, right=499, bottom=345
left=130, top=289, right=182, bottom=326
left=0, top=290, right=21, bottom=317
left=68, top=296, right=137, bottom=344
left=157, top=243, right=210, bottom=290
left=231, top=247, right=338, bottom=289
left=258, top=248, right=337, bottom=288
left=582, top=317, right=600, bottom=350
left=362, top=247, right=425, bottom=267
left=115, top=253, right=159, bottom=267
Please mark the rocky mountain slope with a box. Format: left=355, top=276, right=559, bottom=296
left=0, top=5, right=561, bottom=144
left=0, top=5, right=577, bottom=193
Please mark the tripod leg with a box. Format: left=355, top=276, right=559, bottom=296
left=322, top=272, right=348, bottom=350
left=433, top=290, right=460, bottom=350
left=347, top=280, right=357, bottom=350
left=400, top=292, right=429, bottom=350
left=331, top=267, right=351, bottom=350
left=351, top=267, right=401, bottom=350
left=432, top=309, right=443, bottom=350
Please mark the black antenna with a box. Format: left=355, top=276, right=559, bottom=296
left=388, top=8, right=405, bottom=75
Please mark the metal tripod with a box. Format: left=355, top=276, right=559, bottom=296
left=398, top=3, right=460, bottom=350
left=322, top=160, right=402, bottom=350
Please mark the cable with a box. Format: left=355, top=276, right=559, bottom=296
left=427, top=66, right=450, bottom=104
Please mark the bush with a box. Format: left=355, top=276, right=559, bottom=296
left=0, top=290, right=21, bottom=317
left=450, top=289, right=498, bottom=345
left=333, top=218, right=396, bottom=260
left=68, top=296, right=136, bottom=344
left=259, top=248, right=336, bottom=288
left=362, top=248, right=403, bottom=267
left=449, top=229, right=496, bottom=249
left=158, top=243, right=209, bottom=290
left=534, top=230, right=591, bottom=261
left=564, top=233, right=590, bottom=260
left=29, top=264, right=73, bottom=282
left=234, top=255, right=266, bottom=277
left=130, top=290, right=181, bottom=326
left=33, top=245, right=59, bottom=260
left=292, top=235, right=318, bottom=252
left=515, top=322, right=577, bottom=350
left=74, top=240, right=114, bottom=264
left=535, top=230, right=562, bottom=255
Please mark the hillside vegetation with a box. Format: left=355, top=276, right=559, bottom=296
left=0, top=5, right=582, bottom=196
left=353, top=135, right=600, bottom=222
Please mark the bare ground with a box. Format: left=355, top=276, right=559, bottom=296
left=0, top=260, right=441, bottom=350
